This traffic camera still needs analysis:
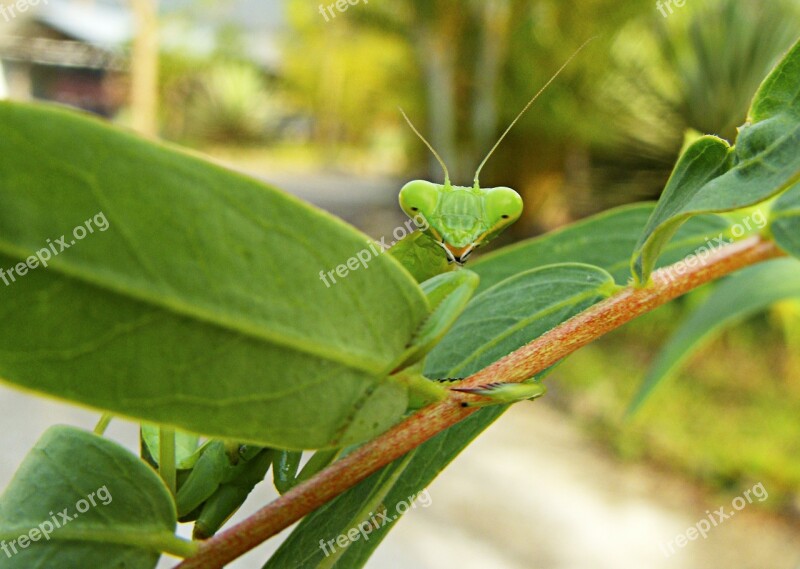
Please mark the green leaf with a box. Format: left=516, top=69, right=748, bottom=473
left=0, top=102, right=429, bottom=450
left=264, top=263, right=617, bottom=568
left=770, top=182, right=800, bottom=258
left=631, top=37, right=800, bottom=283
left=471, top=203, right=731, bottom=291
left=140, top=425, right=204, bottom=470
left=627, top=259, right=800, bottom=415
left=0, top=426, right=190, bottom=567
left=425, top=263, right=618, bottom=378
left=630, top=136, right=734, bottom=282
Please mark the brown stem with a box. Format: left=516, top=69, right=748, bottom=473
left=175, top=236, right=783, bottom=569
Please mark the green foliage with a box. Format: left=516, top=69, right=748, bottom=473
left=425, top=264, right=618, bottom=378
left=770, top=183, right=800, bottom=258
left=0, top=426, right=184, bottom=568
left=554, top=307, right=800, bottom=508
left=628, top=259, right=800, bottom=414
left=631, top=136, right=733, bottom=281
left=184, top=61, right=276, bottom=143
left=471, top=203, right=731, bottom=290
left=592, top=0, right=800, bottom=208
left=631, top=37, right=800, bottom=283
left=0, top=27, right=797, bottom=569
left=159, top=55, right=278, bottom=144
left=141, top=425, right=204, bottom=470
left=0, top=101, right=430, bottom=450
left=284, top=0, right=415, bottom=148
left=265, top=262, right=618, bottom=568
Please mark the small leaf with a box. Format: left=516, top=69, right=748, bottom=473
left=426, top=263, right=619, bottom=378
left=770, top=182, right=800, bottom=258
left=631, top=37, right=800, bottom=283
left=631, top=136, right=734, bottom=282
left=627, top=259, right=800, bottom=415
left=0, top=426, right=190, bottom=568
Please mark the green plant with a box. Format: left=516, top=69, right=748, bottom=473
left=0, top=35, right=797, bottom=569
left=160, top=55, right=277, bottom=144
left=592, top=0, right=800, bottom=209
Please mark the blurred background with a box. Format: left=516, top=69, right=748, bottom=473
left=1, top=0, right=799, bottom=567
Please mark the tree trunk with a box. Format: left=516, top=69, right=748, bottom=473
left=414, top=23, right=459, bottom=182
left=470, top=0, right=511, bottom=177
left=130, top=0, right=159, bottom=137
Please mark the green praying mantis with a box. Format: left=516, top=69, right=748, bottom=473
left=142, top=40, right=594, bottom=539
left=142, top=269, right=546, bottom=538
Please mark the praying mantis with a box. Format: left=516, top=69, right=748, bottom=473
left=145, top=40, right=594, bottom=538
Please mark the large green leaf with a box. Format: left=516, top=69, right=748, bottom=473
left=425, top=263, right=618, bottom=378
left=264, top=264, right=617, bottom=568
left=0, top=426, right=187, bottom=568
left=631, top=37, right=800, bottom=283
left=0, top=102, right=429, bottom=449
left=770, top=182, right=800, bottom=258
left=627, top=259, right=800, bottom=415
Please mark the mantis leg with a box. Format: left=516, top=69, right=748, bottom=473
left=450, top=379, right=547, bottom=407
left=193, top=448, right=274, bottom=539
left=175, top=441, right=228, bottom=519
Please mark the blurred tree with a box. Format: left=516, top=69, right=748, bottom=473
left=130, top=0, right=160, bottom=137
left=345, top=0, right=530, bottom=181
left=281, top=0, right=798, bottom=232
left=286, top=0, right=648, bottom=228
left=282, top=1, right=416, bottom=166
left=158, top=20, right=279, bottom=146
left=590, top=0, right=800, bottom=211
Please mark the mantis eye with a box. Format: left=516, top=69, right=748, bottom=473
left=399, top=180, right=440, bottom=221
left=484, top=186, right=523, bottom=228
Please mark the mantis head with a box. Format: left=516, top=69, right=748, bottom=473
left=399, top=180, right=522, bottom=264
left=398, top=38, right=595, bottom=265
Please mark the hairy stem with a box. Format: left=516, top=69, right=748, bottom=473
left=175, top=235, right=783, bottom=569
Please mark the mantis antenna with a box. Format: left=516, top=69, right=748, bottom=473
left=473, top=36, right=598, bottom=188
left=400, top=107, right=451, bottom=185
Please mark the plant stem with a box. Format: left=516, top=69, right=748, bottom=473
left=93, top=414, right=113, bottom=436
left=160, top=427, right=177, bottom=496
left=174, top=235, right=783, bottom=569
